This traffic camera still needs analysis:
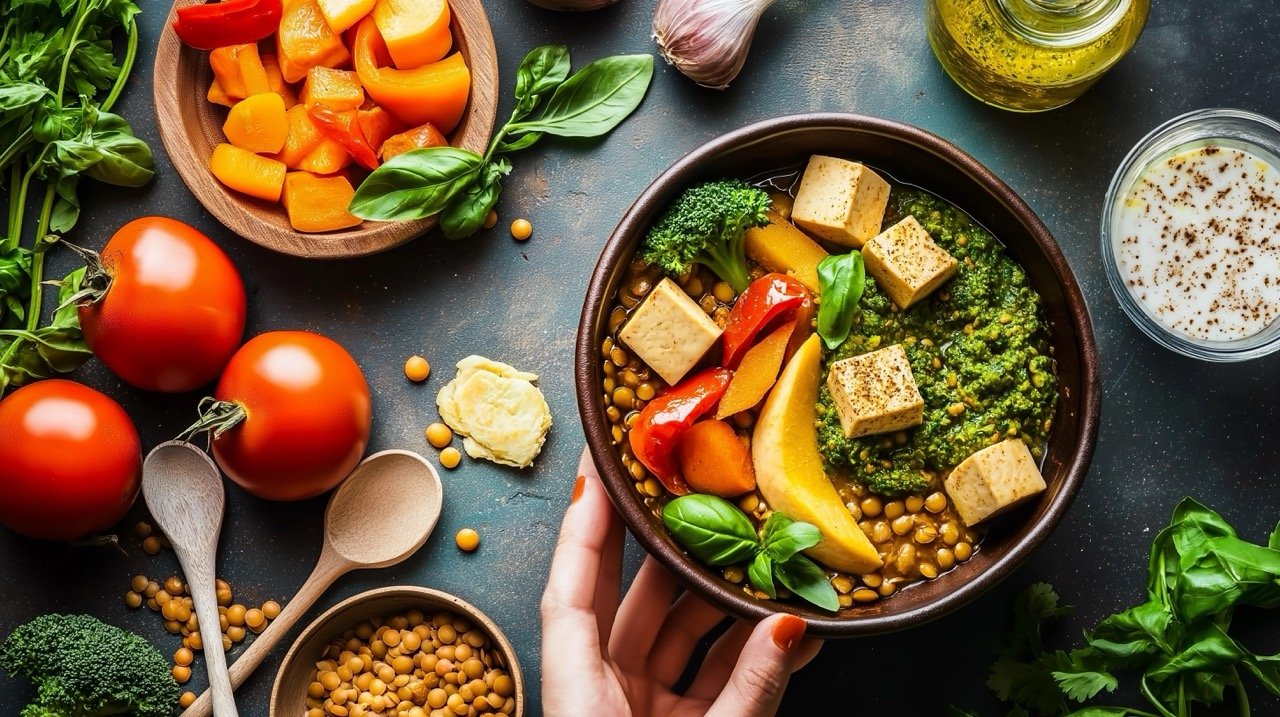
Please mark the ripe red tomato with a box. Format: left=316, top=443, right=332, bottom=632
left=0, top=380, right=142, bottom=541
left=78, top=216, right=247, bottom=393
left=209, top=331, right=371, bottom=501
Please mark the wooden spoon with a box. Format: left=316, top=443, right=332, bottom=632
left=143, top=441, right=239, bottom=717
left=184, top=449, right=444, bottom=717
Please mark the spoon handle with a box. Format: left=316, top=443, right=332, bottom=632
left=183, top=550, right=350, bottom=717
left=181, top=549, right=240, bottom=717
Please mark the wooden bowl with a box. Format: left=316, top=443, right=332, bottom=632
left=575, top=113, right=1101, bottom=637
left=270, top=586, right=525, bottom=716
left=153, top=1, right=499, bottom=259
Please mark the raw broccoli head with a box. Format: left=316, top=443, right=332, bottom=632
left=0, top=614, right=179, bottom=717
left=641, top=179, right=771, bottom=293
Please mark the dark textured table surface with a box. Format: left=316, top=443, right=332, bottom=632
left=3, top=1, right=1280, bottom=715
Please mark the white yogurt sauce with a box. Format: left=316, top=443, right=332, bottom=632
left=1114, top=143, right=1280, bottom=342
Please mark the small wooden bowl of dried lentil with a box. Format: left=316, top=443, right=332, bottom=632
left=271, top=586, right=523, bottom=717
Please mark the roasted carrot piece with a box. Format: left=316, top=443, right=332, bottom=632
left=209, top=46, right=248, bottom=99
left=237, top=43, right=272, bottom=96
left=208, top=78, right=235, bottom=107
left=277, top=0, right=352, bottom=83
left=378, top=122, right=446, bottom=161
left=716, top=320, right=796, bottom=420
left=677, top=420, right=756, bottom=498
left=271, top=105, right=325, bottom=168
left=210, top=143, right=287, bottom=202
left=301, top=66, right=365, bottom=110
left=223, top=93, right=289, bottom=154
left=352, top=17, right=469, bottom=132
left=295, top=137, right=352, bottom=174
left=372, top=0, right=451, bottom=70
left=317, top=0, right=376, bottom=33
left=261, top=53, right=299, bottom=106
left=282, top=171, right=362, bottom=232
left=356, top=106, right=404, bottom=154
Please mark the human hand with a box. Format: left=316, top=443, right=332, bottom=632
left=540, top=449, right=823, bottom=717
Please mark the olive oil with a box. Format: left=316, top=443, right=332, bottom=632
left=926, top=0, right=1148, bottom=112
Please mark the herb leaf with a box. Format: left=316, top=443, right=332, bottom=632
left=439, top=159, right=511, bottom=240
left=816, top=251, right=866, bottom=350
left=662, top=494, right=759, bottom=566
left=761, top=512, right=822, bottom=563
left=748, top=552, right=775, bottom=599
left=774, top=554, right=838, bottom=612
left=514, top=45, right=571, bottom=114
left=350, top=147, right=484, bottom=221
left=509, top=54, right=654, bottom=138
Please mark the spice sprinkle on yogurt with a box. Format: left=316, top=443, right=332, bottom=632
left=1113, top=144, right=1280, bottom=342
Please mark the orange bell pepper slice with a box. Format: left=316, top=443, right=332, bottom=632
left=306, top=104, right=380, bottom=170
left=301, top=67, right=365, bottom=111
left=351, top=16, right=469, bottom=133
left=277, top=0, right=352, bottom=83
left=372, top=0, right=451, bottom=70
left=210, top=143, right=286, bottom=202
left=282, top=171, right=362, bottom=232
left=378, top=122, right=447, bottom=162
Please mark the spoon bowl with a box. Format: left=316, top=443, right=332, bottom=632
left=183, top=449, right=443, bottom=717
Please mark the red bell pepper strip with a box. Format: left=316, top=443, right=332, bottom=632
left=173, top=0, right=283, bottom=51
left=306, top=105, right=381, bottom=170
left=628, top=367, right=733, bottom=496
left=721, top=273, right=810, bottom=369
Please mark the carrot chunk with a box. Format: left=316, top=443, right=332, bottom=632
left=223, top=93, right=289, bottom=154
left=372, top=0, right=451, bottom=70
left=295, top=138, right=352, bottom=174
left=378, top=122, right=447, bottom=161
left=282, top=171, right=362, bottom=232
left=277, top=0, right=353, bottom=83
left=301, top=66, right=365, bottom=110
left=271, top=105, right=326, bottom=168
left=677, top=420, right=757, bottom=498
left=210, top=143, right=287, bottom=202
left=317, top=0, right=376, bottom=33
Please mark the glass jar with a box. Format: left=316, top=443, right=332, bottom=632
left=925, top=0, right=1149, bottom=112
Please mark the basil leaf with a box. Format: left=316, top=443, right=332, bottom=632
left=662, top=494, right=759, bottom=566
left=508, top=54, right=654, bottom=138
left=1270, top=521, right=1280, bottom=552
left=774, top=554, right=839, bottom=612
left=816, top=251, right=865, bottom=350
left=761, top=512, right=822, bottom=563
left=514, top=45, right=570, bottom=113
left=0, top=82, right=49, bottom=112
left=494, top=132, right=542, bottom=155
left=748, top=552, right=775, bottom=599
left=83, top=111, right=154, bottom=187
left=440, top=158, right=511, bottom=240
left=350, top=147, right=484, bottom=221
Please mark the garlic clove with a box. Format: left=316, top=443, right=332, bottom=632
left=652, top=0, right=777, bottom=90
left=527, top=0, right=621, bottom=10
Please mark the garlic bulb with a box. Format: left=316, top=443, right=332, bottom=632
left=526, top=0, right=620, bottom=10
left=652, top=0, right=777, bottom=90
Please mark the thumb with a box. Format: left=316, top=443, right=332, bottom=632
left=705, top=614, right=818, bottom=717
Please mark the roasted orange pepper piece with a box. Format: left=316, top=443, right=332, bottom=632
left=277, top=0, right=352, bottom=83
left=355, top=106, right=404, bottom=154
left=301, top=67, right=365, bottom=111
left=210, top=143, right=286, bottom=201
left=372, top=0, right=451, bottom=70
left=351, top=16, right=469, bottom=133
left=282, top=171, right=362, bottom=232
left=378, top=122, right=447, bottom=161
left=271, top=105, right=326, bottom=168
left=306, top=104, right=379, bottom=170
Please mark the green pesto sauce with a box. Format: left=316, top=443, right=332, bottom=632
left=816, top=187, right=1058, bottom=496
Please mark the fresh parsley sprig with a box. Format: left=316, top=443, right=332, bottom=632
left=349, top=45, right=654, bottom=239
left=971, top=498, right=1280, bottom=717
left=662, top=494, right=840, bottom=612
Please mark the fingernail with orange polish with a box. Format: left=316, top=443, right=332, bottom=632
left=771, top=614, right=806, bottom=652
left=571, top=475, right=586, bottom=503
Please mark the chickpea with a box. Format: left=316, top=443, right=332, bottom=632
left=134, top=522, right=153, bottom=539
left=440, top=447, right=462, bottom=469
left=172, top=665, right=192, bottom=684
left=142, top=536, right=163, bottom=555
left=175, top=647, right=194, bottom=666
left=425, top=423, right=453, bottom=449
left=455, top=529, right=480, bottom=552
left=404, top=356, right=431, bottom=382
left=124, top=591, right=143, bottom=609
left=179, top=691, right=196, bottom=708
left=130, top=574, right=149, bottom=593
left=226, top=604, right=247, bottom=627
left=165, top=576, right=184, bottom=595
left=245, top=608, right=266, bottom=631
left=483, top=210, right=498, bottom=230
left=509, top=219, right=532, bottom=241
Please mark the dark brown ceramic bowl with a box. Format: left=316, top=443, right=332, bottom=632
left=575, top=113, right=1100, bottom=638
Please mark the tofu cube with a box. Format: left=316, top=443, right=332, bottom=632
left=862, top=216, right=958, bottom=309
left=619, top=278, right=723, bottom=385
left=944, top=439, right=1047, bottom=527
left=790, top=156, right=891, bottom=248
left=826, top=344, right=923, bottom=439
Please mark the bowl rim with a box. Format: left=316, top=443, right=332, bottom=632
left=268, top=585, right=525, bottom=716
left=1100, top=107, right=1280, bottom=361
left=152, top=0, right=499, bottom=259
left=575, top=112, right=1101, bottom=637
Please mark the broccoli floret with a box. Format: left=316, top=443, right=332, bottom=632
left=863, top=466, right=934, bottom=497
left=641, top=179, right=771, bottom=293
left=0, top=614, right=179, bottom=717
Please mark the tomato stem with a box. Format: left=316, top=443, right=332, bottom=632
left=179, top=397, right=247, bottom=442
left=56, top=241, right=111, bottom=310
